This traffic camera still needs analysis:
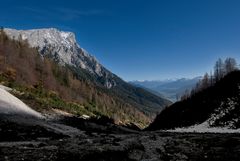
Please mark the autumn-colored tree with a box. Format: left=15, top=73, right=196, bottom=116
left=0, top=29, right=152, bottom=126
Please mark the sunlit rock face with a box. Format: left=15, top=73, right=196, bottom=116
left=4, top=28, right=116, bottom=88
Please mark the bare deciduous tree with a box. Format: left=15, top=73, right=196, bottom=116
left=214, top=58, right=224, bottom=81
left=225, top=57, right=237, bottom=74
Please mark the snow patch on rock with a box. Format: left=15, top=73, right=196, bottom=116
left=167, top=122, right=240, bottom=133
left=0, top=85, right=43, bottom=118
left=167, top=97, right=240, bottom=133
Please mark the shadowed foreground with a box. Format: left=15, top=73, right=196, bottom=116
left=0, top=115, right=240, bottom=161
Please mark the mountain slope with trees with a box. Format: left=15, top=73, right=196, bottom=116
left=147, top=58, right=240, bottom=130
left=0, top=28, right=171, bottom=127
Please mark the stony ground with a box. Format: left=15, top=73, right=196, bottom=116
left=0, top=115, right=240, bottom=161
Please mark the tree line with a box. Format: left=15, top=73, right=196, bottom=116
left=180, top=57, right=239, bottom=100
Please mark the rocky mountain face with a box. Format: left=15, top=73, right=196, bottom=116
left=4, top=28, right=115, bottom=88
left=147, top=70, right=240, bottom=130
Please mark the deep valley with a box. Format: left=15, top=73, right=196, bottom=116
left=1, top=22, right=240, bottom=161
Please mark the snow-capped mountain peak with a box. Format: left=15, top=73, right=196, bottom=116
left=4, top=28, right=116, bottom=88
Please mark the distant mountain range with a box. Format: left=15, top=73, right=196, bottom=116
left=130, top=77, right=201, bottom=102
left=0, top=28, right=171, bottom=126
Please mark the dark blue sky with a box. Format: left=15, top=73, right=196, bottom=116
left=1, top=0, right=240, bottom=81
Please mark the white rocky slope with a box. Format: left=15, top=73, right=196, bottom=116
left=168, top=97, right=240, bottom=133
left=4, top=28, right=116, bottom=88
left=0, top=85, right=43, bottom=118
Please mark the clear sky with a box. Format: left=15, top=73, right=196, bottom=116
left=1, top=0, right=240, bottom=81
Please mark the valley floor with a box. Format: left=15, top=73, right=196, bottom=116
left=0, top=115, right=240, bottom=161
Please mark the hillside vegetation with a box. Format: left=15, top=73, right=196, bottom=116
left=0, top=29, right=170, bottom=127
left=148, top=58, right=240, bottom=130
left=0, top=29, right=161, bottom=127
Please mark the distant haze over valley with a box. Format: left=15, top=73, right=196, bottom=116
left=130, top=77, right=201, bottom=102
